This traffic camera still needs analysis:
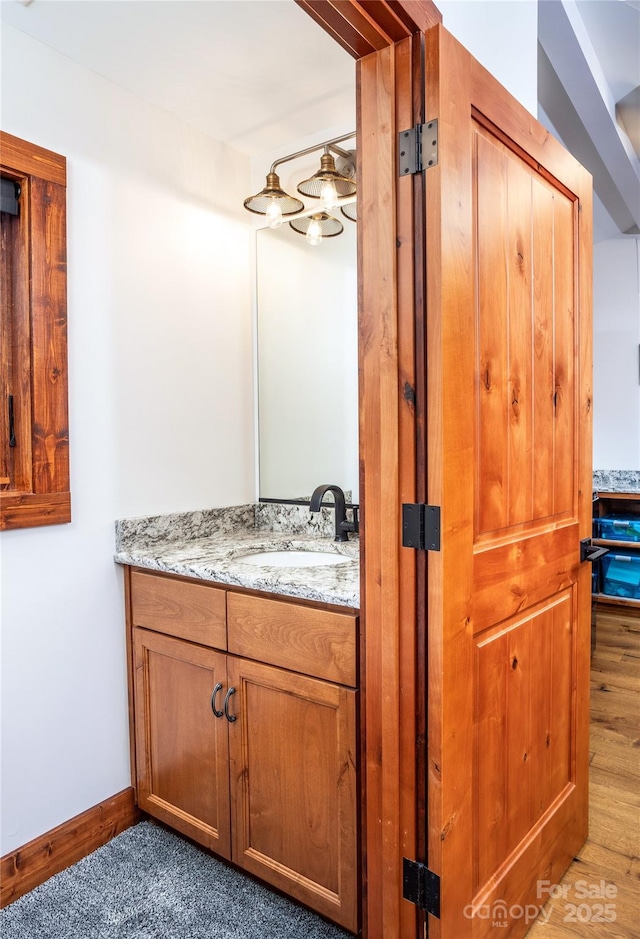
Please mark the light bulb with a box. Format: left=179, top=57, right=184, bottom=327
left=320, top=179, right=338, bottom=210
left=266, top=200, right=283, bottom=229
left=306, top=217, right=323, bottom=246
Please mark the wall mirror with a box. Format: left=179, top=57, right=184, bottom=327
left=255, top=206, right=358, bottom=502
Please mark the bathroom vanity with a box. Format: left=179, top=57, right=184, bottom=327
left=117, top=505, right=360, bottom=932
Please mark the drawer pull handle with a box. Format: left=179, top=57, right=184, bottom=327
left=224, top=687, right=237, bottom=723
left=211, top=682, right=224, bottom=719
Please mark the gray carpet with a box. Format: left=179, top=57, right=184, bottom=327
left=0, top=821, right=352, bottom=938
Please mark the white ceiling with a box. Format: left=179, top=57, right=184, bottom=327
left=0, top=0, right=356, bottom=158
left=1, top=0, right=638, bottom=239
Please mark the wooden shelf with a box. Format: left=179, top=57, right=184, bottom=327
left=595, top=491, right=640, bottom=502
left=593, top=593, right=640, bottom=609
left=593, top=538, right=640, bottom=550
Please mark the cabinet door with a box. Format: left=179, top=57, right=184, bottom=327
left=227, top=657, right=358, bottom=932
left=133, top=627, right=231, bottom=858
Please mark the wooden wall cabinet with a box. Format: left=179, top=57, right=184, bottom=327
left=127, top=568, right=358, bottom=932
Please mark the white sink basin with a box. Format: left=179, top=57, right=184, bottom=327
left=235, top=550, right=352, bottom=568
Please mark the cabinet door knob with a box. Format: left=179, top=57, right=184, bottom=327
left=224, top=686, right=237, bottom=723
left=211, top=682, right=224, bottom=719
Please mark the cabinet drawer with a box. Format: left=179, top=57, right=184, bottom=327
left=130, top=570, right=227, bottom=648
left=227, top=592, right=357, bottom=686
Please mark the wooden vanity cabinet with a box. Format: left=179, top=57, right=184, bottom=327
left=126, top=568, right=359, bottom=933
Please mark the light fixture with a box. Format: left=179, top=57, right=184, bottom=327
left=243, top=171, right=304, bottom=226
left=289, top=212, right=343, bottom=246
left=243, top=132, right=356, bottom=243
left=297, top=148, right=357, bottom=208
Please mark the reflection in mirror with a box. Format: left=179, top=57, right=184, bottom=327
left=256, top=215, right=358, bottom=502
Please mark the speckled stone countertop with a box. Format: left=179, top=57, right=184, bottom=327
left=114, top=502, right=360, bottom=609
left=593, top=470, right=640, bottom=494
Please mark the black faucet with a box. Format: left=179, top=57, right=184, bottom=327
left=309, top=484, right=359, bottom=542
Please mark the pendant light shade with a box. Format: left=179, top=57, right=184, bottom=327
left=340, top=201, right=357, bottom=223
left=297, top=152, right=357, bottom=202
left=243, top=172, right=304, bottom=217
left=289, top=212, right=343, bottom=241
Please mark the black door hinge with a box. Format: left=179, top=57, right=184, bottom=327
left=1, top=177, right=20, bottom=216
left=8, top=395, right=16, bottom=447
left=402, top=858, right=441, bottom=918
left=402, top=503, right=441, bottom=551
left=398, top=120, right=438, bottom=176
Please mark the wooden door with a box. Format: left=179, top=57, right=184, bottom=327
left=295, top=5, right=591, bottom=936
left=227, top=656, right=358, bottom=932
left=423, top=25, right=592, bottom=939
left=133, top=627, right=232, bottom=858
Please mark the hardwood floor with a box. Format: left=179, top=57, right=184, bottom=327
left=527, top=607, right=640, bottom=938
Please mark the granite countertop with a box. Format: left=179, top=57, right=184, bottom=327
left=114, top=502, right=359, bottom=609
left=592, top=470, right=640, bottom=495
left=114, top=474, right=638, bottom=609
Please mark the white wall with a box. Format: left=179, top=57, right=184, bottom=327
left=438, top=0, right=538, bottom=114
left=0, top=25, right=255, bottom=854
left=593, top=237, right=640, bottom=470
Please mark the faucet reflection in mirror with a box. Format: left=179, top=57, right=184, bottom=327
left=244, top=132, right=356, bottom=246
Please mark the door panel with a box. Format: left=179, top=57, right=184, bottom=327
left=474, top=592, right=573, bottom=891
left=475, top=122, right=577, bottom=537
left=424, top=24, right=592, bottom=939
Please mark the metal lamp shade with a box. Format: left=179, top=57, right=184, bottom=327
left=340, top=201, right=357, bottom=223
left=243, top=172, right=304, bottom=216
left=289, top=212, right=344, bottom=238
left=296, top=153, right=357, bottom=200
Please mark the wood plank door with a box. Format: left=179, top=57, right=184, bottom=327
left=422, top=24, right=593, bottom=939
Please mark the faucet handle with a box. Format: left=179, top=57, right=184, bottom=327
left=340, top=504, right=360, bottom=537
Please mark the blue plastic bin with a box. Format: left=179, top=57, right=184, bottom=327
left=597, top=515, right=640, bottom=543
left=601, top=550, right=640, bottom=600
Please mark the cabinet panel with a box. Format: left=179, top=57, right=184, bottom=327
left=131, top=570, right=227, bottom=647
left=133, top=628, right=231, bottom=857
left=227, top=592, right=357, bottom=686
left=227, top=657, right=358, bottom=931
